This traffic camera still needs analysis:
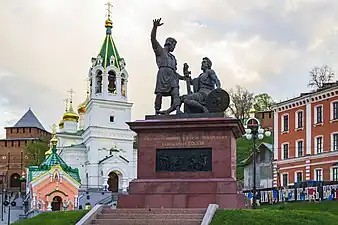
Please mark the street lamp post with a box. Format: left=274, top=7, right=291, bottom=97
left=244, top=109, right=271, bottom=209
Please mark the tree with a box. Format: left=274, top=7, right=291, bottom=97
left=308, top=65, right=335, bottom=89
left=228, top=85, right=254, bottom=119
left=24, top=141, right=49, bottom=166
left=253, top=93, right=275, bottom=111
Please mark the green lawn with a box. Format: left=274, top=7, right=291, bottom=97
left=13, top=210, right=88, bottom=225
left=211, top=201, right=338, bottom=225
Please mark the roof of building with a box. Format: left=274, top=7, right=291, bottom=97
left=275, top=81, right=338, bottom=107
left=28, top=130, right=80, bottom=183
left=11, top=109, right=46, bottom=131
left=240, top=142, right=273, bottom=166
left=92, top=15, right=122, bottom=70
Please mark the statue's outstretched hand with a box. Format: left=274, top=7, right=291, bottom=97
left=153, top=18, right=164, bottom=27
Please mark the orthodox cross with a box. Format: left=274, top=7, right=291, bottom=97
left=105, top=1, right=113, bottom=18
left=84, top=77, right=90, bottom=94
left=67, top=89, right=75, bottom=103
left=51, top=124, right=57, bottom=135
left=63, top=98, right=69, bottom=111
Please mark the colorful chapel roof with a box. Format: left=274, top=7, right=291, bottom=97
left=12, top=109, right=46, bottom=131
left=93, top=11, right=122, bottom=70
left=28, top=126, right=81, bottom=184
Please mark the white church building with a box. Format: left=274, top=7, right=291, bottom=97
left=55, top=11, right=136, bottom=201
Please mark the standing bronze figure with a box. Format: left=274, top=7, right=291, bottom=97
left=151, top=18, right=182, bottom=115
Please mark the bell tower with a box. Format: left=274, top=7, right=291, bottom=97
left=83, top=2, right=135, bottom=188
left=89, top=2, right=129, bottom=102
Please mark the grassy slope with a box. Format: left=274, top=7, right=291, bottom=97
left=13, top=210, right=88, bottom=225
left=236, top=135, right=273, bottom=181
left=211, top=201, right=338, bottom=225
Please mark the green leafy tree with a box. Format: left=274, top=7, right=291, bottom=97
left=253, top=93, right=275, bottom=111
left=25, top=141, right=49, bottom=166
left=228, top=85, right=254, bottom=119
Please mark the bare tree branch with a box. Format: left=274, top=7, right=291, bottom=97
left=308, top=65, right=335, bottom=89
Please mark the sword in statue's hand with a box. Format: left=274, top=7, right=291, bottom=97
left=183, top=63, right=192, bottom=95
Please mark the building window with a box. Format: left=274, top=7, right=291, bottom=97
left=315, top=105, right=323, bottom=124
left=282, top=143, right=289, bottom=159
left=332, top=133, right=338, bottom=151
left=315, top=136, right=323, bottom=154
left=282, top=173, right=288, bottom=187
left=296, top=140, right=304, bottom=157
left=296, top=172, right=303, bottom=182
left=29, top=128, right=31, bottom=133
left=315, top=169, right=323, bottom=181
left=332, top=101, right=338, bottom=120
left=332, top=168, right=338, bottom=181
left=296, top=111, right=304, bottom=128
left=282, top=114, right=289, bottom=132
left=110, top=116, right=115, bottom=123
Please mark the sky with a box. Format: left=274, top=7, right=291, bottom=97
left=1, top=0, right=338, bottom=136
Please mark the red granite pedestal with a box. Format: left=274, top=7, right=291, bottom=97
left=118, top=115, right=246, bottom=209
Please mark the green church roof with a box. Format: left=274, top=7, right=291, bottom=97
left=93, top=16, right=122, bottom=70
left=28, top=132, right=81, bottom=184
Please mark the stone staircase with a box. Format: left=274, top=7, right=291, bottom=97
left=91, top=206, right=205, bottom=225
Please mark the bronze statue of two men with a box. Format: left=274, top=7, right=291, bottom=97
left=151, top=18, right=229, bottom=115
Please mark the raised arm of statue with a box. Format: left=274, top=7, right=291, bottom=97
left=151, top=18, right=164, bottom=56
left=208, top=69, right=221, bottom=89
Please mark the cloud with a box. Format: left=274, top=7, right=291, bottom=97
left=1, top=0, right=338, bottom=133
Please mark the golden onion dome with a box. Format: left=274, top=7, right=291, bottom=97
left=77, top=103, right=86, bottom=114
left=105, top=17, right=113, bottom=28
left=77, top=91, right=89, bottom=114
left=59, top=119, right=64, bottom=129
left=63, top=101, right=79, bottom=122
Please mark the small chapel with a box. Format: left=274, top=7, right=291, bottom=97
left=27, top=126, right=81, bottom=211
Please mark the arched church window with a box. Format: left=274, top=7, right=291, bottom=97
left=108, top=70, right=116, bottom=94
left=10, top=173, right=21, bottom=187
left=121, top=73, right=126, bottom=97
left=96, top=70, right=102, bottom=93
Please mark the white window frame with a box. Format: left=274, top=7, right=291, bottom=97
left=314, top=104, right=324, bottom=125
left=294, top=171, right=303, bottom=183
left=281, top=172, right=289, bottom=187
left=295, top=139, right=304, bottom=157
left=314, top=168, right=323, bottom=181
left=330, top=167, right=338, bottom=181
left=281, top=113, right=289, bottom=132
left=314, top=135, right=324, bottom=154
left=295, top=110, right=304, bottom=129
left=330, top=100, right=338, bottom=121
left=281, top=142, right=289, bottom=159
left=331, top=132, right=338, bottom=152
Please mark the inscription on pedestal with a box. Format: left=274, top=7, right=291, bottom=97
left=156, top=148, right=212, bottom=172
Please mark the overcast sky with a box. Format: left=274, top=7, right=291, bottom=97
left=1, top=0, right=338, bottom=137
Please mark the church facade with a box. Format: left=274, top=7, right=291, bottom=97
left=27, top=129, right=80, bottom=211
left=56, top=12, right=137, bottom=197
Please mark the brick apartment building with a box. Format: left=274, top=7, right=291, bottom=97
left=273, top=82, right=338, bottom=187
left=0, top=109, right=50, bottom=189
